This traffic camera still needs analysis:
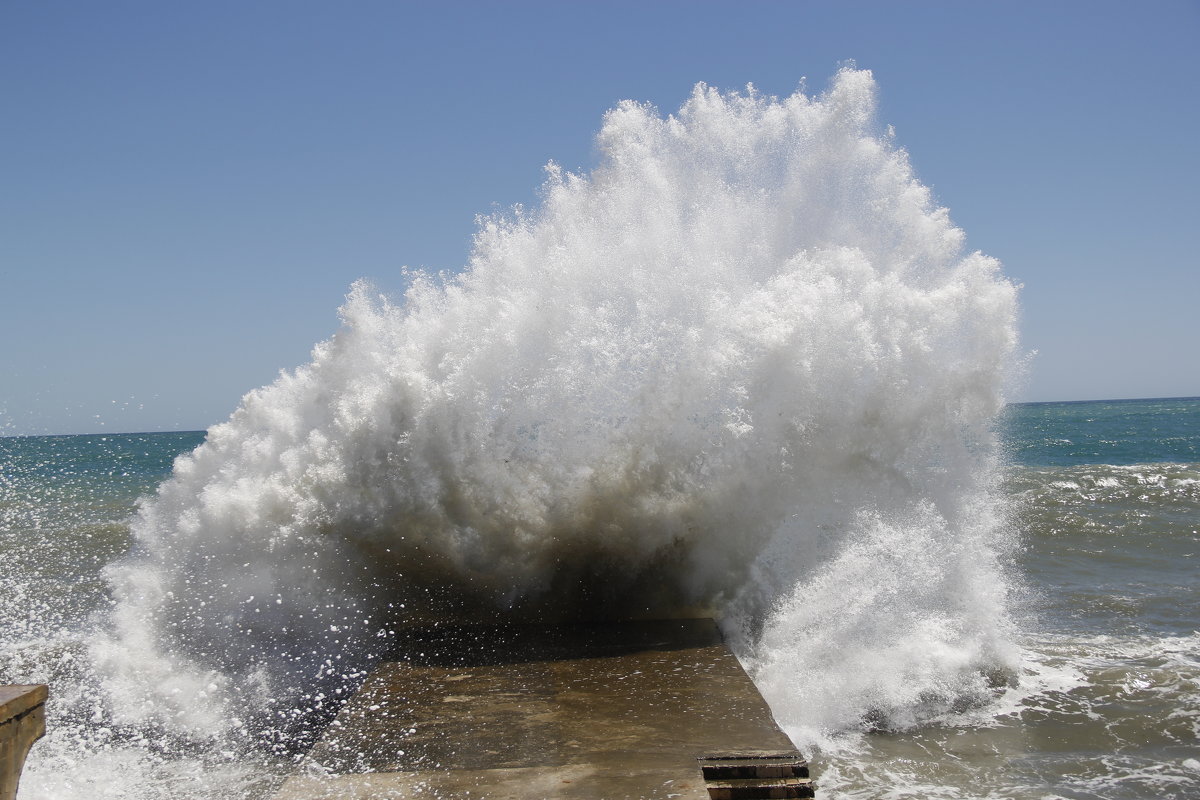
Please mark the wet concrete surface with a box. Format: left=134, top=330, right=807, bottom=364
left=1, top=684, right=47, bottom=800
left=275, top=619, right=801, bottom=799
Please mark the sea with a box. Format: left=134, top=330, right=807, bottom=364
left=3, top=398, right=1197, bottom=799
left=3, top=70, right=1197, bottom=799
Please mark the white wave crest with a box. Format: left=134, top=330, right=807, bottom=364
left=93, top=68, right=1021, bottom=756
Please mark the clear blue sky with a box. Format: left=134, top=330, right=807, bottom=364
left=3, top=1, right=1198, bottom=435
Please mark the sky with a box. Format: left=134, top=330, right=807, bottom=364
left=3, top=0, right=1198, bottom=435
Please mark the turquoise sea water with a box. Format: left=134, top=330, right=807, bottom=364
left=2, top=399, right=1198, bottom=799
left=1003, top=397, right=1200, bottom=467
left=0, top=432, right=204, bottom=638
left=1004, top=398, right=1199, bottom=643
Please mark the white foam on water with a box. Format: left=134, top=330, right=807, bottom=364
left=18, top=68, right=1025, bottom=797
left=794, top=631, right=1200, bottom=799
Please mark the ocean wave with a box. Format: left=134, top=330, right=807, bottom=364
left=16, top=69, right=1020, bottom=799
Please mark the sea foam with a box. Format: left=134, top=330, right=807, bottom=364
left=93, top=67, right=1020, bottom=755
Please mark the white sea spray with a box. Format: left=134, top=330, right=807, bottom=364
left=27, top=69, right=1021, bottom=793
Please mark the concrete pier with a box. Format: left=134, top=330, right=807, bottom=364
left=275, top=619, right=812, bottom=799
left=1, top=685, right=47, bottom=800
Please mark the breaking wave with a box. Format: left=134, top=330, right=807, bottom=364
left=92, top=67, right=1020, bottom=758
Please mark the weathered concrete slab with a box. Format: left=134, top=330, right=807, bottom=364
left=276, top=619, right=801, bottom=799
left=1, top=685, right=48, bottom=800
left=274, top=765, right=710, bottom=799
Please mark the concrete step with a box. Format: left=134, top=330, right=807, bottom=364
left=699, top=750, right=810, bottom=780
left=1, top=685, right=48, bottom=800
left=704, top=776, right=816, bottom=799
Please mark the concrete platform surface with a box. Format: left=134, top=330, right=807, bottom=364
left=276, top=619, right=798, bottom=799
left=1, top=685, right=48, bottom=800
left=273, top=765, right=710, bottom=799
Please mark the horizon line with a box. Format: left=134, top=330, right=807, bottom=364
left=5, top=396, right=1199, bottom=439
